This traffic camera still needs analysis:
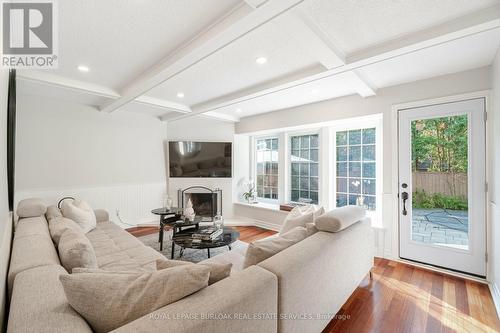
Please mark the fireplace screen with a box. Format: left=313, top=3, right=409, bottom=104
left=178, top=186, right=222, bottom=221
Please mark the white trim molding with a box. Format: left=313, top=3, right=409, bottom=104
left=489, top=282, right=500, bottom=317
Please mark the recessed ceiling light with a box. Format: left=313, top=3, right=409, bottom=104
left=177, top=92, right=185, bottom=98
left=77, top=65, right=89, bottom=72
left=255, top=57, right=267, bottom=65
left=236, top=108, right=243, bottom=113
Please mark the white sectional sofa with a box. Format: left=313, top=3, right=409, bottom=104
left=7, top=199, right=374, bottom=333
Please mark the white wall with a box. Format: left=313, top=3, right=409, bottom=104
left=166, top=117, right=236, bottom=218
left=236, top=66, right=492, bottom=258
left=15, top=94, right=168, bottom=226
left=0, top=69, right=13, bottom=329
left=490, top=51, right=500, bottom=313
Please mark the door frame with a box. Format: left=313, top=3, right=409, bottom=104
left=390, top=90, right=491, bottom=280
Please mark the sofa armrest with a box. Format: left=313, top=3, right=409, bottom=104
left=93, top=209, right=109, bottom=223
left=113, top=266, right=278, bottom=333
left=258, top=218, right=374, bottom=333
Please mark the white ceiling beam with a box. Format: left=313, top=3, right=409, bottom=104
left=99, top=0, right=304, bottom=114
left=191, top=64, right=324, bottom=113
left=347, top=4, right=500, bottom=64
left=244, top=0, right=268, bottom=10
left=351, top=70, right=377, bottom=97
left=161, top=111, right=239, bottom=123
left=17, top=70, right=120, bottom=98
left=17, top=71, right=238, bottom=122
left=166, top=5, right=500, bottom=122
left=276, top=8, right=376, bottom=98
left=277, top=9, right=346, bottom=68
left=134, top=95, right=190, bottom=114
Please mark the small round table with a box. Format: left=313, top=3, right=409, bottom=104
left=172, top=226, right=240, bottom=259
left=151, top=208, right=201, bottom=257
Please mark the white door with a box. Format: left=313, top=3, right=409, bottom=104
left=398, top=98, right=486, bottom=277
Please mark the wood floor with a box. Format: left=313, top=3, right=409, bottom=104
left=128, top=226, right=499, bottom=333
left=126, top=225, right=277, bottom=241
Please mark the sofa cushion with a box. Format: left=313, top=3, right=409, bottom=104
left=45, top=205, right=63, bottom=221
left=61, top=200, right=96, bottom=233
left=14, top=215, right=51, bottom=239
left=49, top=217, right=81, bottom=245
left=315, top=205, right=366, bottom=232
left=58, top=229, right=98, bottom=272
left=199, top=242, right=248, bottom=273
left=305, top=222, right=318, bottom=237
left=243, top=226, right=308, bottom=268
left=60, top=265, right=210, bottom=333
left=279, top=205, right=324, bottom=235
left=86, top=221, right=164, bottom=271
left=8, top=232, right=60, bottom=296
left=17, top=198, right=47, bottom=218
left=156, top=259, right=232, bottom=285
left=8, top=265, right=92, bottom=333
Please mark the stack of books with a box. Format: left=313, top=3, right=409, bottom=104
left=192, top=227, right=223, bottom=241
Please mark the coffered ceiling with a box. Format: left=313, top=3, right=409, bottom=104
left=17, top=0, right=500, bottom=122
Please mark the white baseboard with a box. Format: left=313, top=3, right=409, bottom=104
left=253, top=219, right=281, bottom=232
left=490, top=282, right=500, bottom=318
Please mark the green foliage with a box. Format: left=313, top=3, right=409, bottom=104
left=412, top=189, right=468, bottom=210
left=411, top=115, right=468, bottom=173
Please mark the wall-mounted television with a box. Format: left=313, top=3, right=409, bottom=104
left=169, top=141, right=232, bottom=178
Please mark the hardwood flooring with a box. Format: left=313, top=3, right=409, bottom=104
left=127, top=225, right=277, bottom=242
left=324, top=258, right=500, bottom=333
left=128, top=226, right=499, bottom=333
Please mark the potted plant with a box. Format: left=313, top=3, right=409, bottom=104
left=243, top=180, right=257, bottom=204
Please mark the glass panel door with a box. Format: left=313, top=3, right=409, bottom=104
left=398, top=98, right=486, bottom=277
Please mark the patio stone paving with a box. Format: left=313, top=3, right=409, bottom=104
left=412, top=208, right=469, bottom=248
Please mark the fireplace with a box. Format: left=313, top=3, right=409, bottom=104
left=178, top=186, right=222, bottom=221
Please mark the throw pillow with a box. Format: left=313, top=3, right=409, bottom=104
left=16, top=198, right=47, bottom=218
left=156, top=259, right=232, bottom=285
left=58, top=229, right=98, bottom=272
left=49, top=216, right=81, bottom=245
left=61, top=199, right=96, bottom=233
left=45, top=205, right=63, bottom=221
left=243, top=226, right=308, bottom=268
left=315, top=205, right=366, bottom=232
left=279, top=205, right=324, bottom=235
left=59, top=265, right=210, bottom=333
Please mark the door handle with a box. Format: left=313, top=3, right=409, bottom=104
left=401, top=191, right=408, bottom=216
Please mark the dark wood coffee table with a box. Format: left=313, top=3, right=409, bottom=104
left=172, top=226, right=240, bottom=259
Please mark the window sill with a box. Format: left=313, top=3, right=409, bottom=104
left=234, top=201, right=288, bottom=214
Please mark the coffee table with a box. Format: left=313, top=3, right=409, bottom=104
left=172, top=226, right=240, bottom=259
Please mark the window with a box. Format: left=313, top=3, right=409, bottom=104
left=335, top=128, right=376, bottom=210
left=290, top=134, right=319, bottom=204
left=255, top=138, right=279, bottom=200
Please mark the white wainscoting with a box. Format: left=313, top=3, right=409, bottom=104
left=15, top=183, right=167, bottom=228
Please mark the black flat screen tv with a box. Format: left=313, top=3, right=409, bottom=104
left=169, top=141, right=232, bottom=178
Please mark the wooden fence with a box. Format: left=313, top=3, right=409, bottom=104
left=412, top=172, right=467, bottom=198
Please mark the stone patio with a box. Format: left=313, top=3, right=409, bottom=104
left=412, top=208, right=469, bottom=249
